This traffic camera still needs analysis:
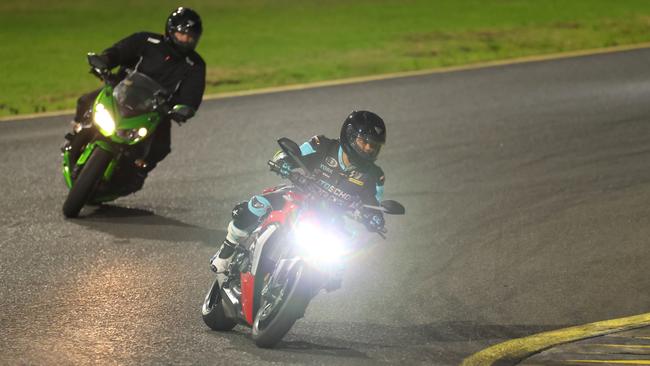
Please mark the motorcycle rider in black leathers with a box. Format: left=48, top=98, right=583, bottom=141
left=210, top=111, right=388, bottom=275
left=63, top=7, right=206, bottom=194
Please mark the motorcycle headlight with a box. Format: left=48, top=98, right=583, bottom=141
left=94, top=103, right=116, bottom=135
left=294, top=220, right=347, bottom=263
left=116, top=127, right=148, bottom=142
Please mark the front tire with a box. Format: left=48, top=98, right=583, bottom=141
left=252, top=262, right=312, bottom=348
left=62, top=147, right=112, bottom=218
left=202, top=277, right=237, bottom=331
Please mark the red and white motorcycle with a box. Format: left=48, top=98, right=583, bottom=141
left=201, top=138, right=405, bottom=348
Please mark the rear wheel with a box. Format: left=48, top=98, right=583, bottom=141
left=252, top=262, right=312, bottom=348
left=202, top=277, right=237, bottom=331
left=62, top=147, right=112, bottom=218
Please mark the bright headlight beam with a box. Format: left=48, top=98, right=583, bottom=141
left=294, top=221, right=347, bottom=262
left=94, top=103, right=116, bottom=135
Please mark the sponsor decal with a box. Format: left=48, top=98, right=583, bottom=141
left=318, top=180, right=353, bottom=201
left=349, top=170, right=363, bottom=180
left=319, top=164, right=334, bottom=175
left=325, top=156, right=338, bottom=168
left=348, top=177, right=364, bottom=186
left=147, top=37, right=161, bottom=44
left=315, top=168, right=331, bottom=178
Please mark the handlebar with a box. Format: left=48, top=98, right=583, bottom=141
left=268, top=159, right=388, bottom=238
left=267, top=160, right=314, bottom=187
left=88, top=66, right=176, bottom=121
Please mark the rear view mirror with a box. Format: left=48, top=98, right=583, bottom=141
left=278, top=138, right=301, bottom=158
left=277, top=137, right=309, bottom=173
left=169, top=104, right=195, bottom=121
left=87, top=52, right=108, bottom=70
left=381, top=200, right=405, bottom=215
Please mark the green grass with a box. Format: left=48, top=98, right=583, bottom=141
left=2, top=0, right=650, bottom=117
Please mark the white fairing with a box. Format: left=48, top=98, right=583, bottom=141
left=250, top=225, right=278, bottom=276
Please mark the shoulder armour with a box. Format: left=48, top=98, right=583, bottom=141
left=309, top=134, right=337, bottom=151
left=308, top=135, right=325, bottom=149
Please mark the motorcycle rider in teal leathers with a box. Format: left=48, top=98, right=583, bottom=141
left=211, top=111, right=388, bottom=277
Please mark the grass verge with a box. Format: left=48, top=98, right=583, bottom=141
left=2, top=0, right=650, bottom=117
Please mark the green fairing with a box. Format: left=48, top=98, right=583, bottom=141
left=93, top=87, right=161, bottom=145
left=76, top=142, right=96, bottom=166
left=62, top=151, right=72, bottom=188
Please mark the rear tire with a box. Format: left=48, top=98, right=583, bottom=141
left=202, top=277, right=237, bottom=331
left=252, top=263, right=312, bottom=348
left=62, top=147, right=112, bottom=218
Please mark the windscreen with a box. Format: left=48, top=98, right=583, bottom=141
left=112, top=72, right=166, bottom=118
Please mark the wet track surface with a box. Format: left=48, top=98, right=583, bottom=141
left=2, top=49, right=650, bottom=365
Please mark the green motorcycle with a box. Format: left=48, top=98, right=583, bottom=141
left=61, top=54, right=193, bottom=218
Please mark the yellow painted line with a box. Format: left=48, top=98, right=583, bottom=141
left=461, top=312, right=650, bottom=366
left=566, top=361, right=650, bottom=365
left=4, top=41, right=650, bottom=123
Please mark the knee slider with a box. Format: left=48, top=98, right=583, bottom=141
left=231, top=195, right=272, bottom=230
left=231, top=201, right=258, bottom=229
left=248, top=195, right=271, bottom=218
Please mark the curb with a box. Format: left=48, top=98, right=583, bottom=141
left=3, top=41, right=650, bottom=123
left=461, top=313, right=650, bottom=366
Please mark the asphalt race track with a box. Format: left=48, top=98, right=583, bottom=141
left=2, top=48, right=650, bottom=365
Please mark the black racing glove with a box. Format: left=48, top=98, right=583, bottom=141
left=362, top=209, right=385, bottom=232
left=279, top=161, right=293, bottom=178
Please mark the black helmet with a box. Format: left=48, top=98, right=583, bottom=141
left=340, top=110, right=386, bottom=165
left=165, top=7, right=203, bottom=53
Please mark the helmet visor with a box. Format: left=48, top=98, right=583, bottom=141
left=351, top=133, right=383, bottom=161
left=172, top=29, right=199, bottom=49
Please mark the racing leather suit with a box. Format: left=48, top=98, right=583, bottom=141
left=211, top=135, right=386, bottom=274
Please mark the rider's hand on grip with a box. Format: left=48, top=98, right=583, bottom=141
left=362, top=209, right=385, bottom=233
left=279, top=161, right=293, bottom=178
left=268, top=160, right=292, bottom=178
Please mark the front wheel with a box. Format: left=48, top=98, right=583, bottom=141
left=202, top=277, right=237, bottom=331
left=62, top=147, right=112, bottom=218
left=252, top=262, right=312, bottom=348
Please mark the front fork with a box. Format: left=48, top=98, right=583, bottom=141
left=265, top=258, right=323, bottom=301
left=62, top=139, right=117, bottom=189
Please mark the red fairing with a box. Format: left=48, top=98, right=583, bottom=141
left=261, top=191, right=305, bottom=228
left=240, top=272, right=255, bottom=325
